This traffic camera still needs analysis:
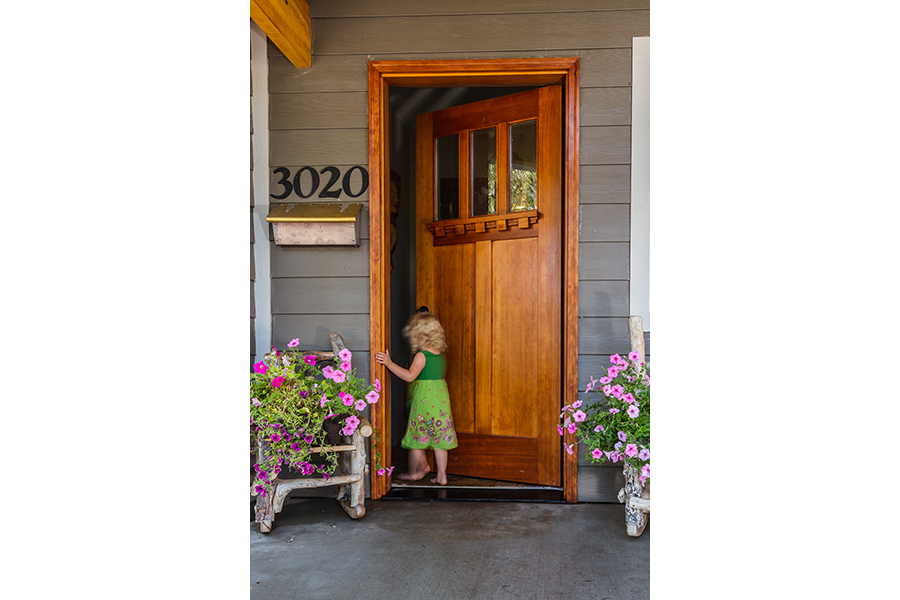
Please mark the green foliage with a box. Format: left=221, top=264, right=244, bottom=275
left=560, top=352, right=650, bottom=483
left=250, top=342, right=382, bottom=497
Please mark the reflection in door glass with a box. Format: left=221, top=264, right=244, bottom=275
left=510, top=119, right=537, bottom=211
left=471, top=127, right=497, bottom=216
left=436, top=134, right=459, bottom=220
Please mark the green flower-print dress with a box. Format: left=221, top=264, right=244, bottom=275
left=401, top=351, right=458, bottom=450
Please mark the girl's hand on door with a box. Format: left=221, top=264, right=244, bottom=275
left=375, top=350, right=392, bottom=366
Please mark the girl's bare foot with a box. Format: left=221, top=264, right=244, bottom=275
left=399, top=468, right=431, bottom=481
left=431, top=474, right=448, bottom=485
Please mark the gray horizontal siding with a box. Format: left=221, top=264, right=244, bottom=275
left=578, top=317, right=630, bottom=356
left=311, top=11, right=649, bottom=55
left=270, top=129, right=368, bottom=166
left=272, top=277, right=370, bottom=314
left=579, top=243, right=629, bottom=280
left=580, top=87, right=631, bottom=126
left=271, top=240, right=370, bottom=278
left=272, top=314, right=370, bottom=353
left=270, top=91, right=368, bottom=130
left=579, top=280, right=629, bottom=317
left=310, top=0, right=650, bottom=18
left=580, top=126, right=631, bottom=165
left=579, top=165, right=631, bottom=204
left=268, top=48, right=634, bottom=93
left=580, top=204, right=630, bottom=242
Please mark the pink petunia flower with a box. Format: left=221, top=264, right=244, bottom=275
left=594, top=424, right=604, bottom=432
left=564, top=443, right=575, bottom=455
left=622, top=392, right=635, bottom=404
left=566, top=422, right=578, bottom=435
left=618, top=430, right=628, bottom=442
left=330, top=370, right=346, bottom=383
left=624, top=443, right=638, bottom=458
left=610, top=385, right=625, bottom=398
left=355, top=399, right=367, bottom=411
left=591, top=448, right=604, bottom=460
left=627, top=404, right=640, bottom=419
left=375, top=378, right=382, bottom=393
left=572, top=400, right=583, bottom=409
left=322, top=365, right=334, bottom=378
left=638, top=447, right=650, bottom=461
left=340, top=361, right=352, bottom=372
left=304, top=355, right=317, bottom=366
left=610, top=353, right=623, bottom=365
left=339, top=391, right=354, bottom=406
left=628, top=350, right=642, bottom=363
left=598, top=376, right=612, bottom=385
left=641, top=464, right=650, bottom=479
left=557, top=425, right=566, bottom=436
left=573, top=410, right=587, bottom=422
left=607, top=366, right=620, bottom=379
left=607, top=451, right=620, bottom=463
left=377, top=468, right=386, bottom=476
left=609, top=407, right=620, bottom=414
left=251, top=397, right=261, bottom=407
left=320, top=394, right=328, bottom=407
left=254, top=361, right=268, bottom=374
left=342, top=415, right=360, bottom=436
left=288, top=338, right=300, bottom=348
left=338, top=348, right=352, bottom=362
left=366, top=390, right=380, bottom=404
left=585, top=382, right=593, bottom=393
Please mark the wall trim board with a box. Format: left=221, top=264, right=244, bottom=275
left=630, top=36, right=650, bottom=330
left=251, top=22, right=273, bottom=360
left=367, top=58, right=581, bottom=502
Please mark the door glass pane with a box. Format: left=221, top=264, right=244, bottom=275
left=471, top=127, right=497, bottom=216
left=509, top=119, right=537, bottom=211
left=436, top=134, right=459, bottom=220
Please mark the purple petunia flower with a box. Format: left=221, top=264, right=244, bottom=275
left=638, top=447, right=650, bottom=461
left=618, top=430, right=628, bottom=442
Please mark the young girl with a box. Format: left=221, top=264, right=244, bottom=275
left=375, top=310, right=457, bottom=485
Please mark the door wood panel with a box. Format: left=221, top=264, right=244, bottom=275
left=416, top=86, right=563, bottom=486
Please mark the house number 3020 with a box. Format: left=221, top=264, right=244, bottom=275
left=270, top=166, right=369, bottom=200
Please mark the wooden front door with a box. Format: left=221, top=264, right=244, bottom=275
left=415, top=87, right=563, bottom=486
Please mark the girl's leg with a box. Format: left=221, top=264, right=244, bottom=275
left=432, top=449, right=448, bottom=485
left=399, top=448, right=430, bottom=481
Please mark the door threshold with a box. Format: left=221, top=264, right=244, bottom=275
left=380, top=486, right=565, bottom=503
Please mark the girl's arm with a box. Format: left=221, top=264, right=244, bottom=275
left=374, top=350, right=425, bottom=383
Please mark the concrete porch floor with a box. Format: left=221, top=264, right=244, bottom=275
left=250, top=496, right=649, bottom=599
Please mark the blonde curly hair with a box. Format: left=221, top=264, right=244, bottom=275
left=402, top=311, right=447, bottom=353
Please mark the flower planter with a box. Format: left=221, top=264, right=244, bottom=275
left=619, top=461, right=650, bottom=537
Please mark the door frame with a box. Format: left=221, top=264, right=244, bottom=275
left=368, top=58, right=581, bottom=502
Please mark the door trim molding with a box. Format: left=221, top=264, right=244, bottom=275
left=368, top=58, right=580, bottom=502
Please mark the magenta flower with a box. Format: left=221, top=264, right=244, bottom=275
left=607, top=366, right=620, bottom=379
left=598, top=376, right=612, bottom=385
left=622, top=393, right=635, bottom=404
left=610, top=385, right=625, bottom=398
left=375, top=379, right=382, bottom=393
left=303, top=435, right=313, bottom=444
left=251, top=397, right=261, bottom=407
left=338, top=348, right=352, bottom=362
left=628, top=350, right=642, bottom=362
left=641, top=464, right=650, bottom=479
left=290, top=443, right=300, bottom=451
left=591, top=448, right=604, bottom=460
left=320, top=394, right=328, bottom=407
left=304, top=355, right=316, bottom=366
left=572, top=400, right=583, bottom=409
left=573, top=410, right=587, bottom=422
left=322, top=365, right=334, bottom=378
left=271, top=376, right=285, bottom=388
left=608, top=407, right=620, bottom=414
left=617, top=430, right=628, bottom=442
left=564, top=443, right=575, bottom=456
left=339, top=391, right=354, bottom=406
left=255, top=485, right=266, bottom=496
left=594, top=424, right=604, bottom=433
left=254, top=361, right=268, bottom=374
left=377, top=468, right=386, bottom=476
left=355, top=399, right=367, bottom=411
left=270, top=433, right=281, bottom=443
left=610, top=353, right=623, bottom=364
left=340, top=361, right=352, bottom=372
left=585, top=382, right=593, bottom=393
left=342, top=415, right=360, bottom=436
left=624, top=443, right=638, bottom=458
left=626, top=404, right=640, bottom=419
left=608, top=451, right=620, bottom=463
left=638, top=447, right=650, bottom=461
left=386, top=466, right=395, bottom=476
left=566, top=422, right=578, bottom=435
left=330, top=370, right=346, bottom=383
left=288, top=338, right=300, bottom=348
left=366, top=390, right=380, bottom=404
left=557, top=425, right=566, bottom=436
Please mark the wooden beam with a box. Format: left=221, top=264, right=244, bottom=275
left=250, top=0, right=311, bottom=69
